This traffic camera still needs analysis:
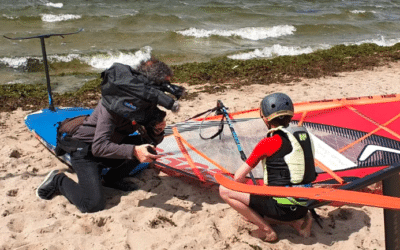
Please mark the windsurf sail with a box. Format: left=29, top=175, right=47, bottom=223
left=155, top=94, right=400, bottom=187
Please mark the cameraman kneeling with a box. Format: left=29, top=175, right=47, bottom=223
left=36, top=58, right=183, bottom=213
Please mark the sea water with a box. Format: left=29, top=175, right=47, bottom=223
left=0, top=0, right=400, bottom=92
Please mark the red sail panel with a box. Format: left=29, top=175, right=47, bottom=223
left=294, top=107, right=379, bottom=133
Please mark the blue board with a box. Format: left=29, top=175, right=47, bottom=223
left=25, top=107, right=149, bottom=175
left=25, top=107, right=93, bottom=148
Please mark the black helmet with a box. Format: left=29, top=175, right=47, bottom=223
left=260, top=93, right=294, bottom=121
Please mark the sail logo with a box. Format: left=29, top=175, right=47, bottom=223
left=299, top=133, right=308, bottom=141
left=359, top=145, right=400, bottom=162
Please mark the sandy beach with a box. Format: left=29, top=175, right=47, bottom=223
left=1, top=62, right=400, bottom=250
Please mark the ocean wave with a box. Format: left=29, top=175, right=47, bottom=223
left=38, top=0, right=63, bottom=8
left=350, top=10, right=366, bottom=14
left=229, top=35, right=400, bottom=60
left=1, top=37, right=399, bottom=71
left=228, top=44, right=313, bottom=60
left=41, top=14, right=81, bottom=22
left=2, top=14, right=17, bottom=20
left=45, top=2, right=63, bottom=8
left=37, top=0, right=63, bottom=8
left=1, top=15, right=43, bottom=22
left=177, top=25, right=296, bottom=40
left=0, top=57, right=28, bottom=68
left=0, top=47, right=153, bottom=70
left=350, top=10, right=376, bottom=14
left=353, top=36, right=400, bottom=47
left=80, top=47, right=152, bottom=69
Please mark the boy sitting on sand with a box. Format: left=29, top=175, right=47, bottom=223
left=219, top=93, right=315, bottom=242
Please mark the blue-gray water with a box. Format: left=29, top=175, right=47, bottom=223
left=1, top=0, right=400, bottom=92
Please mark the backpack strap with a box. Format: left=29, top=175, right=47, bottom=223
left=55, top=115, right=90, bottom=156
left=58, top=115, right=89, bottom=135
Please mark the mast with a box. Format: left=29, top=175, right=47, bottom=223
left=4, top=28, right=83, bottom=111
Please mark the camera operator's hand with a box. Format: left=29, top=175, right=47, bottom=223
left=171, top=101, right=180, bottom=113
left=133, top=144, right=161, bottom=163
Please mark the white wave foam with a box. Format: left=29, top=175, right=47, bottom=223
left=45, top=2, right=63, bottom=8
left=352, top=35, right=400, bottom=47
left=81, top=46, right=153, bottom=69
left=2, top=14, right=16, bottom=19
left=38, top=0, right=63, bottom=8
left=0, top=55, right=77, bottom=68
left=0, top=56, right=72, bottom=68
left=350, top=10, right=376, bottom=14
left=350, top=10, right=366, bottom=14
left=6, top=80, right=26, bottom=85
left=177, top=25, right=296, bottom=40
left=0, top=47, right=153, bottom=70
left=0, top=57, right=28, bottom=68
left=230, top=36, right=400, bottom=60
left=228, top=44, right=313, bottom=60
left=49, top=54, right=81, bottom=62
left=41, top=14, right=81, bottom=22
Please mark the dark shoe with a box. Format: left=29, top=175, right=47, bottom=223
left=103, top=180, right=138, bottom=192
left=36, top=170, right=60, bottom=200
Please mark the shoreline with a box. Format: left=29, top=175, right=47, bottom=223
left=167, top=60, right=400, bottom=124
left=1, top=42, right=400, bottom=114
left=1, top=61, right=399, bottom=249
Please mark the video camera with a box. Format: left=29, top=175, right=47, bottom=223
left=153, top=81, right=186, bottom=100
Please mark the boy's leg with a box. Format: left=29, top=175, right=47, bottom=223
left=219, top=185, right=278, bottom=242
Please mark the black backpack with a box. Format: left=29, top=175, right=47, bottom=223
left=100, top=63, right=173, bottom=125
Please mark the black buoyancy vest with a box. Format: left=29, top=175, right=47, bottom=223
left=263, top=126, right=317, bottom=186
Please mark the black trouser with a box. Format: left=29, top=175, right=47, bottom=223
left=54, top=136, right=142, bottom=213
